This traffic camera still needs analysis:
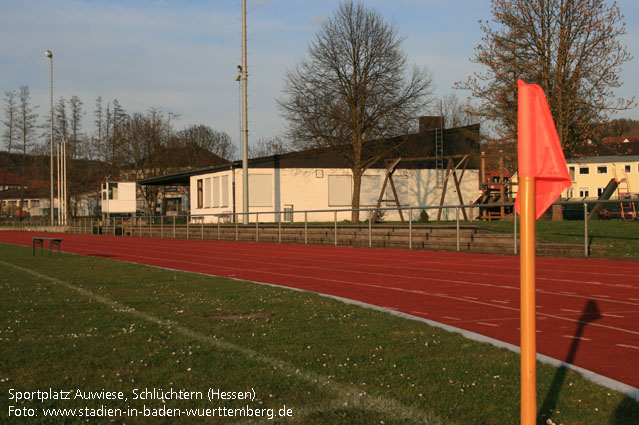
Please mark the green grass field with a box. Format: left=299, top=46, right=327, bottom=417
left=1, top=243, right=637, bottom=424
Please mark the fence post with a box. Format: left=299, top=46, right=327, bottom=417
left=409, top=208, right=412, bottom=250
left=201, top=218, right=204, bottom=240
left=186, top=216, right=190, bottom=239
left=456, top=207, right=460, bottom=252
left=173, top=216, right=176, bottom=239
left=235, top=216, right=239, bottom=241
left=217, top=216, right=221, bottom=240
left=256, top=213, right=259, bottom=242
left=304, top=212, right=308, bottom=244
left=334, top=211, right=338, bottom=246
left=368, top=215, right=372, bottom=248
left=584, top=202, right=589, bottom=257
left=149, top=217, right=152, bottom=237
left=278, top=212, right=282, bottom=243
left=161, top=216, right=164, bottom=238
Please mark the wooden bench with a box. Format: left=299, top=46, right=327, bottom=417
left=32, top=237, right=63, bottom=256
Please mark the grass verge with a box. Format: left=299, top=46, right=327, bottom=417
left=468, top=219, right=639, bottom=258
left=1, top=243, right=637, bottom=424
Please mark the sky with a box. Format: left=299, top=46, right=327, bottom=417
left=1, top=0, right=638, bottom=152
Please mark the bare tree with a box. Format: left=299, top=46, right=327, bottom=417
left=17, top=85, right=38, bottom=218
left=456, top=0, right=634, bottom=153
left=54, top=97, right=69, bottom=147
left=249, top=136, right=290, bottom=158
left=1, top=90, right=18, bottom=215
left=439, top=93, right=476, bottom=130
left=177, top=124, right=238, bottom=161
left=68, top=95, right=84, bottom=158
left=279, top=0, right=434, bottom=221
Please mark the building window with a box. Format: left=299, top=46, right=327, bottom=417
left=197, top=179, right=203, bottom=208
left=328, top=175, right=352, bottom=206
left=360, top=175, right=380, bottom=206
left=566, top=188, right=574, bottom=198
left=625, top=164, right=632, bottom=173
left=212, top=176, right=220, bottom=208
left=568, top=166, right=576, bottom=182
left=108, top=183, right=118, bottom=200
left=579, top=166, right=589, bottom=175
left=249, top=174, right=273, bottom=207
left=597, top=187, right=606, bottom=197
left=597, top=166, right=608, bottom=174
left=204, top=178, right=211, bottom=208
left=579, top=187, right=589, bottom=198
left=221, top=175, right=229, bottom=208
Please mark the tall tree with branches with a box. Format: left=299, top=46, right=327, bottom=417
left=1, top=90, right=18, bottom=215
left=456, top=0, right=634, bottom=154
left=17, top=85, right=38, bottom=217
left=279, top=1, right=434, bottom=221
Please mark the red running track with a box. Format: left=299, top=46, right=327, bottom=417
left=2, top=231, right=638, bottom=388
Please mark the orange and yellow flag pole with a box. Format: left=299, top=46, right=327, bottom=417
left=519, top=176, right=537, bottom=425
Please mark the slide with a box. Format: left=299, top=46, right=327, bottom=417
left=588, top=178, right=618, bottom=221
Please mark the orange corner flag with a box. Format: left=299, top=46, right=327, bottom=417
left=514, top=80, right=572, bottom=220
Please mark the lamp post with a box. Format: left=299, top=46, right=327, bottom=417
left=45, top=50, right=54, bottom=225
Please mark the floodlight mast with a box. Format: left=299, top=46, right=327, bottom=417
left=45, top=50, right=54, bottom=224
left=241, top=0, right=249, bottom=225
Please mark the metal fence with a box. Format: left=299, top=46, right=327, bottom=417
left=1, top=198, right=636, bottom=258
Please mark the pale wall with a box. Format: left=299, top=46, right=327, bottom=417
left=190, top=167, right=480, bottom=223
left=102, top=182, right=137, bottom=214
left=564, top=160, right=639, bottom=200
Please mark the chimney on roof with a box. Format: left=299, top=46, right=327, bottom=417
left=419, top=116, right=443, bottom=133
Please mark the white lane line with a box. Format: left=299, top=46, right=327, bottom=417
left=602, top=314, right=625, bottom=318
left=563, top=335, right=591, bottom=341
left=592, top=294, right=611, bottom=298
left=560, top=291, right=577, bottom=295
left=491, top=299, right=510, bottom=304
left=40, top=239, right=639, bottom=336
left=477, top=322, right=499, bottom=327
left=410, top=311, right=429, bottom=316
left=630, top=298, right=639, bottom=302
left=616, top=344, right=639, bottom=350
left=463, top=296, right=479, bottom=300
left=442, top=316, right=461, bottom=321
left=560, top=309, right=581, bottom=313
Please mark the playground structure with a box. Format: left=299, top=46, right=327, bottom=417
left=589, top=174, right=637, bottom=221
left=474, top=150, right=515, bottom=220
left=371, top=155, right=471, bottom=223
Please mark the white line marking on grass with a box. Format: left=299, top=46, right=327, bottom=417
left=1, top=259, right=442, bottom=424
left=4, top=247, right=639, bottom=403
left=563, top=335, right=591, bottom=341
left=616, top=344, right=639, bottom=350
